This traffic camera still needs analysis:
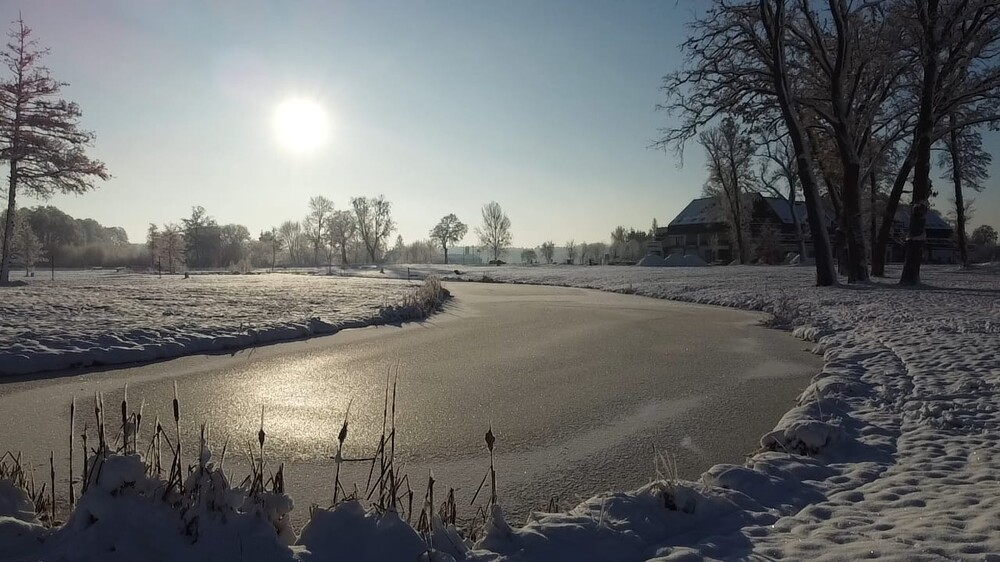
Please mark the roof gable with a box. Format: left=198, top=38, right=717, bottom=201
left=667, top=197, right=728, bottom=227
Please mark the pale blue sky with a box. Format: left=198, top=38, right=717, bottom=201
left=11, top=1, right=1000, bottom=246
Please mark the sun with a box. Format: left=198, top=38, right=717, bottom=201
left=273, top=98, right=328, bottom=152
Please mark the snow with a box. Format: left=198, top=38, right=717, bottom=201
left=636, top=254, right=666, bottom=267
left=3, top=263, right=999, bottom=560
left=0, top=271, right=441, bottom=376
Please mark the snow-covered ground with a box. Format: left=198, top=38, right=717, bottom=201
left=0, top=271, right=438, bottom=376
left=2, top=263, right=998, bottom=561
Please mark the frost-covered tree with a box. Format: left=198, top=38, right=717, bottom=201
left=0, top=18, right=109, bottom=283
left=351, top=195, right=395, bottom=263
left=145, top=223, right=159, bottom=268
left=476, top=201, right=512, bottom=263
left=278, top=220, right=303, bottom=266
left=565, top=239, right=577, bottom=264
left=971, top=224, right=997, bottom=247
left=699, top=118, right=755, bottom=264
left=181, top=206, right=222, bottom=269
left=656, top=0, right=836, bottom=285
left=325, top=210, right=357, bottom=266
left=897, top=0, right=1000, bottom=284
left=4, top=209, right=40, bottom=275
left=429, top=214, right=468, bottom=264
left=304, top=196, right=333, bottom=266
left=259, top=228, right=282, bottom=272
left=758, top=133, right=806, bottom=258
left=157, top=223, right=184, bottom=274
left=26, top=205, right=77, bottom=279
left=539, top=241, right=555, bottom=264
left=520, top=249, right=538, bottom=264
left=219, top=224, right=250, bottom=267
left=940, top=118, right=991, bottom=268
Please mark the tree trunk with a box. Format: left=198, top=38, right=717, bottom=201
left=869, top=169, right=878, bottom=263
left=872, top=147, right=915, bottom=276
left=949, top=117, right=969, bottom=268
left=840, top=159, right=870, bottom=282
left=0, top=160, right=18, bottom=284
left=727, top=158, right=747, bottom=264
left=444, top=245, right=449, bottom=265
left=763, top=0, right=836, bottom=286
left=900, top=1, right=939, bottom=286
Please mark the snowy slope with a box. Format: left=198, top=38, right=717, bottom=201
left=0, top=271, right=436, bottom=376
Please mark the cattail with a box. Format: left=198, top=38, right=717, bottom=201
left=135, top=398, right=145, bottom=454
left=121, top=383, right=128, bottom=451
left=333, top=401, right=351, bottom=504
left=49, top=452, right=56, bottom=524
left=80, top=425, right=89, bottom=492
left=172, top=382, right=182, bottom=494
left=486, top=424, right=497, bottom=506
left=69, top=397, right=75, bottom=507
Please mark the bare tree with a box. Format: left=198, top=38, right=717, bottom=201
left=278, top=220, right=303, bottom=265
left=429, top=213, right=468, bottom=264
left=897, top=0, right=1000, bottom=284
left=304, top=196, right=333, bottom=267
left=759, top=132, right=807, bottom=258
left=475, top=201, right=512, bottom=263
left=146, top=223, right=159, bottom=269
left=656, top=0, right=837, bottom=285
left=259, top=228, right=282, bottom=272
left=520, top=249, right=538, bottom=264
left=6, top=210, right=40, bottom=275
left=0, top=18, right=109, bottom=283
left=565, top=239, right=577, bottom=264
left=940, top=117, right=992, bottom=268
left=540, top=241, right=555, bottom=264
left=351, top=195, right=396, bottom=263
left=157, top=223, right=184, bottom=274
left=325, top=209, right=357, bottom=266
left=700, top=117, right=756, bottom=263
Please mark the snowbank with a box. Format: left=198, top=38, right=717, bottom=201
left=0, top=272, right=447, bottom=376
left=662, top=253, right=707, bottom=267
left=636, top=255, right=666, bottom=267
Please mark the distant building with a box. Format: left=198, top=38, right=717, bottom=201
left=654, top=194, right=954, bottom=264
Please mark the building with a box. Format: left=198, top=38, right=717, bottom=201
left=656, top=194, right=815, bottom=263
left=655, top=194, right=955, bottom=264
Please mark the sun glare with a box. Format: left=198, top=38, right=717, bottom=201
left=273, top=98, right=328, bottom=152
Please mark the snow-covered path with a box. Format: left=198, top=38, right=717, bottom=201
left=0, top=272, right=434, bottom=376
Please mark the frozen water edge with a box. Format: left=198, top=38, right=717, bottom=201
left=0, top=272, right=446, bottom=376
left=2, top=264, right=999, bottom=561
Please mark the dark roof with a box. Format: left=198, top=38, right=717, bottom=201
left=894, top=206, right=952, bottom=231
left=761, top=197, right=809, bottom=225
left=668, top=195, right=951, bottom=232
left=667, top=197, right=728, bottom=227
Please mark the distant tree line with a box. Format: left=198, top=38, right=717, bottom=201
left=0, top=206, right=139, bottom=276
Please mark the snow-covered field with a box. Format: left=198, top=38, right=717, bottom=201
left=0, top=271, right=438, bottom=376
left=2, top=263, right=999, bottom=561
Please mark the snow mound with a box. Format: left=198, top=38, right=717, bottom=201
left=636, top=254, right=666, bottom=267
left=663, top=253, right=708, bottom=267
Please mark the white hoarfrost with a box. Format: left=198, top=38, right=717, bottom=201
left=0, top=271, right=445, bottom=376
left=3, top=263, right=999, bottom=561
